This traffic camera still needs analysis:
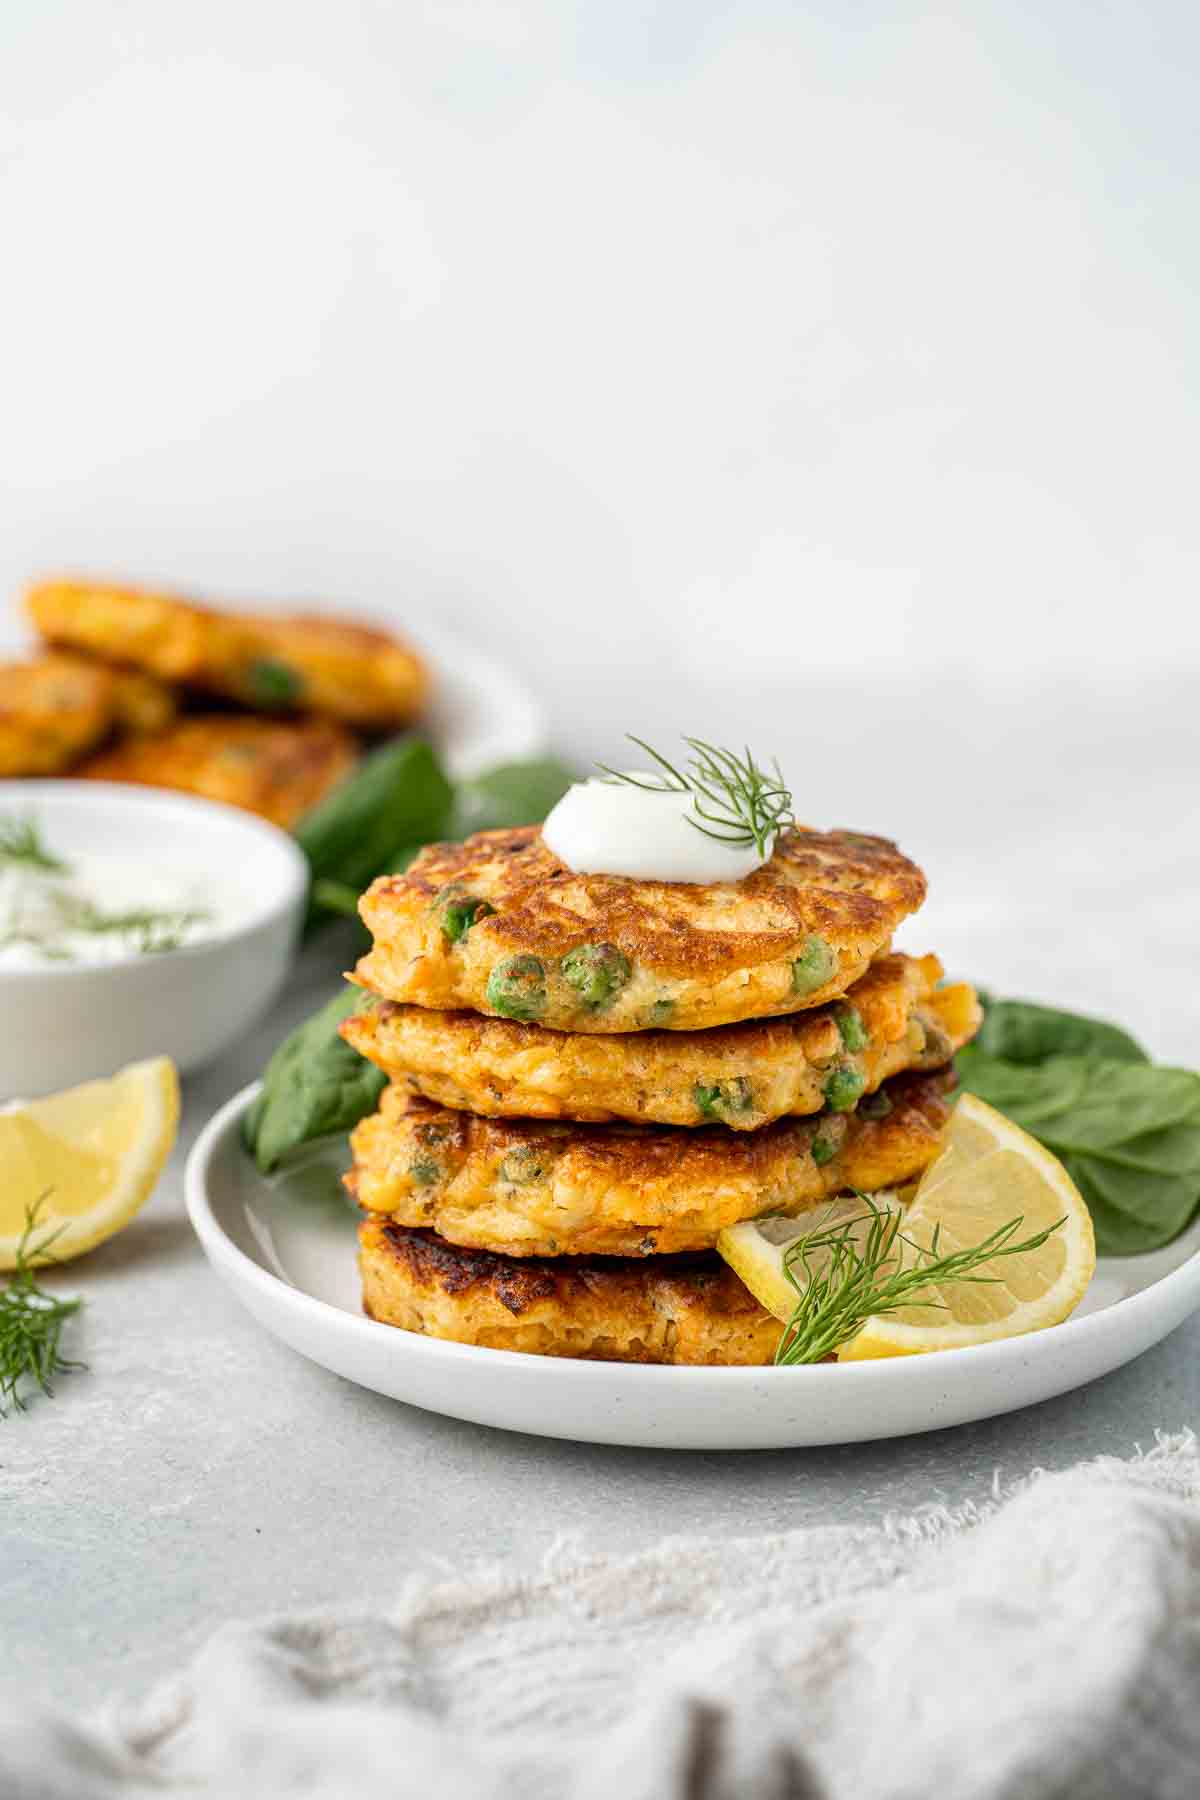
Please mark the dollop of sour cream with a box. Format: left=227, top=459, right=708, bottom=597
left=542, top=778, right=767, bottom=883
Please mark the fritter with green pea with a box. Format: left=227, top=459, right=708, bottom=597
left=344, top=1066, right=956, bottom=1259
left=341, top=953, right=980, bottom=1130
left=227, top=613, right=428, bottom=727
left=359, top=1218, right=785, bottom=1364
left=26, top=577, right=428, bottom=728
left=354, top=823, right=927, bottom=1034
left=0, top=653, right=176, bottom=777
left=79, top=714, right=359, bottom=828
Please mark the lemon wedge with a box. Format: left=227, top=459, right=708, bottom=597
left=0, top=1057, right=180, bottom=1268
left=718, top=1196, right=892, bottom=1324
left=717, top=1093, right=1096, bottom=1360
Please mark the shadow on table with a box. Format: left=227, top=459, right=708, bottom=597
left=64, top=1212, right=198, bottom=1285
left=340, top=1318, right=1198, bottom=1548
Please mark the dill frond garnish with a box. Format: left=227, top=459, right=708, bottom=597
left=0, top=811, right=211, bottom=959
left=774, top=1192, right=1065, bottom=1365
left=57, top=897, right=211, bottom=956
left=0, top=1200, right=85, bottom=1415
left=597, top=737, right=794, bottom=858
left=0, top=814, right=70, bottom=874
left=0, top=876, right=210, bottom=962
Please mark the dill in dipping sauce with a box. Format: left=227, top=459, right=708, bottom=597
left=0, top=813, right=217, bottom=967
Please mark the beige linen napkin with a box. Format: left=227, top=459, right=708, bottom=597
left=5, top=1433, right=1200, bottom=1799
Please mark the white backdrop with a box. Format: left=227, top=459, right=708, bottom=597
left=2, top=1, right=1197, bottom=1044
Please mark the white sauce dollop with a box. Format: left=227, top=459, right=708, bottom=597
left=542, top=778, right=767, bottom=884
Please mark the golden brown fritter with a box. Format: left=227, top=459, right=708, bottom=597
left=346, top=1066, right=955, bottom=1258
left=26, top=577, right=428, bottom=728
left=0, top=654, right=177, bottom=777
left=342, top=953, right=979, bottom=1130
left=0, top=655, right=112, bottom=776
left=107, top=668, right=178, bottom=736
left=27, top=580, right=239, bottom=684
left=355, top=824, right=927, bottom=1034
left=79, top=714, right=358, bottom=828
left=228, top=613, right=428, bottom=728
left=360, top=1218, right=783, bottom=1364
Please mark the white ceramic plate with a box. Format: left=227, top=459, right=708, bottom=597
left=187, top=1085, right=1200, bottom=1451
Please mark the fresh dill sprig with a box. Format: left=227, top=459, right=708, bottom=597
left=774, top=1192, right=1065, bottom=1365
left=0, top=814, right=209, bottom=958
left=0, top=814, right=70, bottom=874
left=597, top=736, right=794, bottom=858
left=58, top=897, right=211, bottom=955
left=0, top=1200, right=85, bottom=1416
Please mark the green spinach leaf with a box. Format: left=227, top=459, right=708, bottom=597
left=297, top=749, right=572, bottom=929
left=452, top=757, right=575, bottom=836
left=972, top=998, right=1148, bottom=1066
left=956, top=1047, right=1200, bottom=1254
left=295, top=738, right=454, bottom=927
left=242, top=987, right=385, bottom=1173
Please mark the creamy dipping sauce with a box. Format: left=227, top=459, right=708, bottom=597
left=0, top=825, right=247, bottom=970
left=542, top=778, right=768, bottom=883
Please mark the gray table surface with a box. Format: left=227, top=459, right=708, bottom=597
left=3, top=668, right=1198, bottom=1716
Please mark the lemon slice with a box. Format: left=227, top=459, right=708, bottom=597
left=837, top=1091, right=1095, bottom=1358
left=716, top=1093, right=1096, bottom=1360
left=718, top=1195, right=899, bottom=1324
left=0, top=1057, right=180, bottom=1268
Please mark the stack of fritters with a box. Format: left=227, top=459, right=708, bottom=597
left=1, top=578, right=428, bottom=823
left=342, top=823, right=982, bottom=1365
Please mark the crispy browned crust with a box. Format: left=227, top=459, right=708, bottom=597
left=0, top=653, right=177, bottom=777
left=342, top=954, right=980, bottom=1129
left=26, top=578, right=428, bottom=727
left=355, top=823, right=927, bottom=1033
left=359, top=1218, right=784, bottom=1363
left=347, top=1066, right=956, bottom=1257
left=78, top=714, right=358, bottom=827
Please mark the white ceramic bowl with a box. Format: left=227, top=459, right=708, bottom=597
left=0, top=781, right=308, bottom=1097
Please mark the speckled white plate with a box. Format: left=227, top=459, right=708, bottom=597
left=187, top=1084, right=1200, bottom=1451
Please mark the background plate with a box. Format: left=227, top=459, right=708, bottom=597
left=187, top=1084, right=1200, bottom=1451
left=415, top=619, right=547, bottom=778
left=0, top=611, right=547, bottom=781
